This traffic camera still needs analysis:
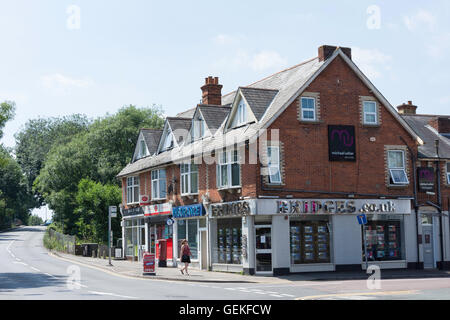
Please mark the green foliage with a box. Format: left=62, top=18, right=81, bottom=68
left=28, top=215, right=44, bottom=226
left=14, top=114, right=91, bottom=206
left=0, top=101, right=15, bottom=139
left=75, top=179, right=121, bottom=244
left=34, top=104, right=164, bottom=238
left=0, top=146, right=33, bottom=230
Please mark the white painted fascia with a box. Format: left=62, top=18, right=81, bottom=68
left=224, top=88, right=257, bottom=133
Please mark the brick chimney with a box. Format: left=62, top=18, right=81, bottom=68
left=318, top=45, right=352, bottom=62
left=428, top=116, right=450, bottom=133
left=397, top=101, right=417, bottom=115
left=201, top=76, right=223, bottom=105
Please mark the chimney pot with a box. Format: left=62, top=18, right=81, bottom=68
left=397, top=101, right=417, bottom=115
left=201, top=76, right=223, bottom=105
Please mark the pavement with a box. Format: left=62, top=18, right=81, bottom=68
left=49, top=250, right=450, bottom=284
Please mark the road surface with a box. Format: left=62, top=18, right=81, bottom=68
left=1, top=226, right=450, bottom=300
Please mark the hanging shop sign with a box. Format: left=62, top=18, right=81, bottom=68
left=143, top=202, right=172, bottom=217
left=328, top=125, right=356, bottom=161
left=172, top=204, right=206, bottom=219
left=122, top=206, right=144, bottom=217
left=140, top=194, right=151, bottom=206
left=417, top=167, right=435, bottom=192
left=271, top=199, right=411, bottom=215
left=210, top=200, right=256, bottom=217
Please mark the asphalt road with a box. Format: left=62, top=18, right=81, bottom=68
left=2, top=226, right=450, bottom=300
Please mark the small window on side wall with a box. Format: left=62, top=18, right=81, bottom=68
left=446, top=163, right=450, bottom=184
left=363, top=101, right=378, bottom=125
left=300, top=97, right=316, bottom=121
left=388, top=150, right=409, bottom=185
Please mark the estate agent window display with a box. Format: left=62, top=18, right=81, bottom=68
left=362, top=215, right=405, bottom=262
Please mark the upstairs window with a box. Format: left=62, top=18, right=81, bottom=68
left=388, top=150, right=409, bottom=185
left=363, top=101, right=378, bottom=125
left=267, top=146, right=281, bottom=184
left=139, top=139, right=148, bottom=158
left=181, top=162, right=199, bottom=195
left=162, top=131, right=174, bottom=151
left=151, top=169, right=167, bottom=200
left=192, top=116, right=205, bottom=141
left=217, top=150, right=240, bottom=189
left=236, top=100, right=247, bottom=126
left=300, top=97, right=316, bottom=121
left=446, top=162, right=450, bottom=184
left=126, top=176, right=139, bottom=204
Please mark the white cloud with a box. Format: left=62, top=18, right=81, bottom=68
left=426, top=33, right=450, bottom=58
left=403, top=9, right=437, bottom=32
left=40, top=73, right=94, bottom=94
left=249, top=51, right=287, bottom=72
left=212, top=34, right=245, bottom=46
left=352, top=47, right=393, bottom=79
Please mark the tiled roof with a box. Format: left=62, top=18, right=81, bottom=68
left=166, top=117, right=192, bottom=145
left=198, top=104, right=231, bottom=135
left=401, top=114, right=450, bottom=159
left=239, top=87, right=278, bottom=121
left=141, top=129, right=163, bottom=155
left=117, top=56, right=323, bottom=177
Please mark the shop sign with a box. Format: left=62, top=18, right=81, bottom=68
left=122, top=206, right=144, bottom=217
left=140, top=194, right=151, bottom=206
left=275, top=199, right=410, bottom=215
left=172, top=204, right=205, bottom=219
left=143, top=202, right=172, bottom=217
left=328, top=125, right=356, bottom=161
left=417, top=167, right=435, bottom=192
left=210, top=200, right=254, bottom=217
left=143, top=253, right=155, bottom=274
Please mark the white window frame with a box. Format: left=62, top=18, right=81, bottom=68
left=126, top=176, right=140, bottom=204
left=180, top=162, right=199, bottom=195
left=363, top=101, right=378, bottom=125
left=217, top=150, right=240, bottom=189
left=236, top=100, right=247, bottom=126
left=267, top=146, right=281, bottom=184
left=300, top=97, right=316, bottom=121
left=139, top=139, right=147, bottom=158
left=388, top=150, right=409, bottom=185
left=446, top=162, right=450, bottom=184
left=162, top=131, right=174, bottom=151
left=192, top=116, right=205, bottom=141
left=151, top=169, right=167, bottom=200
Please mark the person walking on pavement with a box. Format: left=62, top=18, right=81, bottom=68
left=180, top=239, right=191, bottom=275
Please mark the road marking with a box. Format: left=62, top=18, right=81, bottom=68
left=13, top=261, right=28, bottom=266
left=30, top=267, right=41, bottom=272
left=88, top=291, right=138, bottom=299
left=269, top=294, right=284, bottom=297
left=296, top=290, right=419, bottom=300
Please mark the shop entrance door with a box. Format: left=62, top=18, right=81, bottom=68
left=422, top=225, right=435, bottom=269
left=255, top=225, right=272, bottom=274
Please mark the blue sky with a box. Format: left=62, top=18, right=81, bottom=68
left=1, top=1, right=449, bottom=219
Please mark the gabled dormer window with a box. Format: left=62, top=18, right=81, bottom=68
left=192, top=116, right=205, bottom=141
left=162, top=130, right=174, bottom=151
left=236, top=99, right=247, bottom=126
left=138, top=139, right=148, bottom=158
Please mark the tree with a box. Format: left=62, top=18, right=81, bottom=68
left=14, top=114, right=91, bottom=206
left=75, top=179, right=122, bottom=244
left=28, top=215, right=44, bottom=226
left=0, top=101, right=15, bottom=139
left=34, top=104, right=164, bottom=236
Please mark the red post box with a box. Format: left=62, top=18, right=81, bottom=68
left=158, top=239, right=167, bottom=267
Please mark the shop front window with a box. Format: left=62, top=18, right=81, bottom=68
left=216, top=218, right=242, bottom=264
left=363, top=220, right=403, bottom=261
left=176, top=219, right=198, bottom=260
left=290, top=219, right=330, bottom=264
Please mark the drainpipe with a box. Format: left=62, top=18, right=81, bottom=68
left=435, top=140, right=445, bottom=269
left=399, top=136, right=421, bottom=269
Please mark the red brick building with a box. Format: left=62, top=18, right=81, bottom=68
left=117, top=45, right=450, bottom=275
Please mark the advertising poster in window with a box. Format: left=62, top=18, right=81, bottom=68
left=328, top=125, right=356, bottom=161
left=417, top=167, right=435, bottom=192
